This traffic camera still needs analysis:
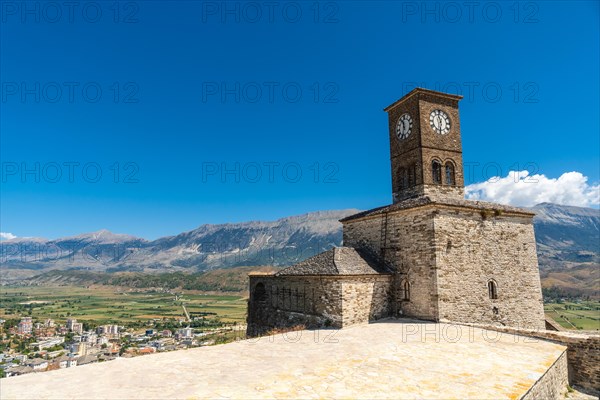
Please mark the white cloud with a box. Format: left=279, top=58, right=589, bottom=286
left=465, top=171, right=600, bottom=208
left=0, top=232, right=17, bottom=241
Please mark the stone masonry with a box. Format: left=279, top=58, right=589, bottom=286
left=341, top=199, right=545, bottom=329
left=247, top=248, right=393, bottom=336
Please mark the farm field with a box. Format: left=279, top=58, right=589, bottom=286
left=0, top=286, right=247, bottom=327
left=2, top=286, right=598, bottom=332
left=544, top=301, right=600, bottom=331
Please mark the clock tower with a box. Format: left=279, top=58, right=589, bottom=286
left=249, top=88, right=546, bottom=337
left=385, top=88, right=465, bottom=203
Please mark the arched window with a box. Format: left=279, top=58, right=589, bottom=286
left=432, top=160, right=442, bottom=184
left=253, top=283, right=267, bottom=303
left=488, top=280, right=498, bottom=300
left=401, top=279, right=410, bottom=301
left=445, top=162, right=455, bottom=186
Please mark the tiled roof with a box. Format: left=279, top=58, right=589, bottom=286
left=76, top=355, right=97, bottom=365
left=7, top=365, right=33, bottom=374
left=340, top=196, right=534, bottom=223
left=275, top=247, right=392, bottom=276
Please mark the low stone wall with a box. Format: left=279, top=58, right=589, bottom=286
left=446, top=321, right=600, bottom=395
left=522, top=350, right=568, bottom=400
left=247, top=275, right=343, bottom=337
left=247, top=274, right=393, bottom=337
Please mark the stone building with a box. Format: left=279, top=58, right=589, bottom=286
left=247, top=88, right=546, bottom=337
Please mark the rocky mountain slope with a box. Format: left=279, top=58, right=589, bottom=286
left=531, top=203, right=599, bottom=298
left=2, top=204, right=598, bottom=296
left=1, top=210, right=356, bottom=275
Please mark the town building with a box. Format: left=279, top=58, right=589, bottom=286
left=70, top=341, right=88, bottom=356
left=96, top=324, right=119, bottom=336
left=66, top=319, right=84, bottom=334
left=17, top=317, right=33, bottom=335
left=27, top=358, right=48, bottom=371
left=54, top=355, right=77, bottom=369
left=176, top=327, right=193, bottom=339
left=31, top=337, right=65, bottom=350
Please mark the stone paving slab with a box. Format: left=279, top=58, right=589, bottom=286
left=0, top=320, right=567, bottom=400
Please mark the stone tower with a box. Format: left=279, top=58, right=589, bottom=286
left=386, top=89, right=465, bottom=203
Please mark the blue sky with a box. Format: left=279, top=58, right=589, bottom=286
left=1, top=1, right=599, bottom=240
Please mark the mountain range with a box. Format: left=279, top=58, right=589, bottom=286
left=0, top=210, right=355, bottom=277
left=1, top=203, right=598, bottom=297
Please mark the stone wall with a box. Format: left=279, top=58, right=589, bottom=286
left=247, top=275, right=342, bottom=336
left=522, top=350, right=568, bottom=400
left=528, top=330, right=600, bottom=395
left=433, top=207, right=546, bottom=330
left=340, top=275, right=392, bottom=326
left=247, top=274, right=393, bottom=337
left=452, top=322, right=600, bottom=395
left=419, top=184, right=465, bottom=202
left=342, top=203, right=545, bottom=330
left=342, top=207, right=439, bottom=321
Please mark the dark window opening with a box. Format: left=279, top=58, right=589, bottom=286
left=432, top=161, right=442, bottom=184
left=253, top=283, right=267, bottom=303
left=445, top=162, right=455, bottom=186
left=488, top=280, right=498, bottom=300
left=398, top=168, right=408, bottom=190
left=401, top=280, right=410, bottom=301
left=408, top=164, right=416, bottom=187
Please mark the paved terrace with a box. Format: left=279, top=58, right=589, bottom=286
left=1, top=320, right=566, bottom=400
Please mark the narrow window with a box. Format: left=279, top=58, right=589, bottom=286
left=401, top=279, right=410, bottom=301
left=302, top=287, right=306, bottom=312
left=408, top=164, right=416, bottom=187
left=488, top=280, right=498, bottom=300
left=432, top=161, right=442, bottom=184
left=271, top=286, right=275, bottom=307
left=253, top=283, right=267, bottom=303
left=398, top=168, right=408, bottom=190
left=445, top=162, right=455, bottom=185
left=294, top=288, right=299, bottom=311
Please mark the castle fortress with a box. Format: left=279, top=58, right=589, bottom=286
left=247, top=88, right=546, bottom=335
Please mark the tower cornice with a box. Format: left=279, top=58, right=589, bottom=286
left=384, top=87, right=463, bottom=112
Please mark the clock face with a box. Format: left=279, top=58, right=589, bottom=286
left=429, top=109, right=451, bottom=135
left=396, top=113, right=413, bottom=140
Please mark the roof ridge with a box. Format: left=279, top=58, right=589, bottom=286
left=332, top=247, right=340, bottom=274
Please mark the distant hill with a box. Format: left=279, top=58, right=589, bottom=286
left=1, top=210, right=355, bottom=277
left=2, top=203, right=598, bottom=298
left=24, top=266, right=277, bottom=293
